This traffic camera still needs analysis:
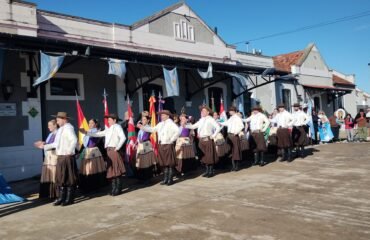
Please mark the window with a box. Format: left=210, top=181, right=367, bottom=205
left=174, top=20, right=195, bottom=42
left=46, top=73, right=84, bottom=100
left=282, top=89, right=291, bottom=112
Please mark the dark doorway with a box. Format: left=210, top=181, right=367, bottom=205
left=142, top=84, right=163, bottom=111
left=208, top=87, right=223, bottom=113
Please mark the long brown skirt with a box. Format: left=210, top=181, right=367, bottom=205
left=292, top=126, right=308, bottom=147
left=136, top=151, right=156, bottom=169
left=106, top=149, right=126, bottom=179
left=240, top=138, right=250, bottom=152
left=55, top=155, right=78, bottom=187
left=158, top=144, right=176, bottom=167
left=277, top=128, right=293, bottom=148
left=80, top=147, right=106, bottom=176
left=228, top=134, right=241, bottom=161
left=250, top=132, right=267, bottom=152
left=215, top=142, right=230, bottom=157
left=199, top=139, right=218, bottom=165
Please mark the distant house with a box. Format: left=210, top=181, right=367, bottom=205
left=355, top=88, right=370, bottom=112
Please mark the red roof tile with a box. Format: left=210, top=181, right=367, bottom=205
left=332, top=74, right=355, bottom=86
left=273, top=51, right=304, bottom=73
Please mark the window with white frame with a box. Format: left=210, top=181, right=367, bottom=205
left=46, top=73, right=85, bottom=100
left=174, top=20, right=195, bottom=42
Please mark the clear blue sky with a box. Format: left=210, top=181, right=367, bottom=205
left=31, top=0, right=370, bottom=93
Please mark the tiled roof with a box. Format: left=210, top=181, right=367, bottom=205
left=332, top=74, right=355, bottom=86
left=273, top=51, right=304, bottom=72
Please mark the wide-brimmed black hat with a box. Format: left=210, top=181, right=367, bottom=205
left=252, top=105, right=263, bottom=112
left=277, top=103, right=285, bottom=109
left=157, top=110, right=172, bottom=117
left=292, top=103, right=301, bottom=108
left=51, top=112, right=73, bottom=120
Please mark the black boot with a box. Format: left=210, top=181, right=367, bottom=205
left=300, top=146, right=305, bottom=158
left=280, top=149, right=285, bottom=162
left=167, top=167, right=174, bottom=186
left=207, top=165, right=214, bottom=178
left=295, top=147, right=300, bottom=158
left=160, top=167, right=169, bottom=185
left=234, top=161, right=239, bottom=171
left=254, top=152, right=260, bottom=165
left=110, top=178, right=117, bottom=195
left=113, top=177, right=122, bottom=196
left=259, top=152, right=266, bottom=167
left=231, top=160, right=236, bottom=171
left=54, top=187, right=66, bottom=206
left=287, top=148, right=293, bottom=162
left=62, top=187, right=75, bottom=206
left=202, top=165, right=209, bottom=177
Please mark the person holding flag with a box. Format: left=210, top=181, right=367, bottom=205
left=186, top=105, right=221, bottom=178
left=81, top=113, right=126, bottom=196
left=78, top=119, right=107, bottom=193
left=125, top=97, right=138, bottom=178
left=35, top=112, right=78, bottom=206
left=138, top=110, right=179, bottom=186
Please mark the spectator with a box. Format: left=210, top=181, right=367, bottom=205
left=329, top=114, right=340, bottom=142
left=355, top=109, right=368, bottom=142
left=344, top=113, right=354, bottom=142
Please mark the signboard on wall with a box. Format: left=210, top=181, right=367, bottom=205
left=0, top=103, right=16, bottom=116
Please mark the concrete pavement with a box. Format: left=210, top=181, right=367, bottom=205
left=1, top=142, right=370, bottom=240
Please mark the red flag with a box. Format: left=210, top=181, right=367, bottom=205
left=103, top=89, right=109, bottom=128
left=76, top=98, right=89, bottom=147
left=125, top=97, right=137, bottom=163
left=149, top=95, right=158, bottom=155
left=219, top=97, right=227, bottom=122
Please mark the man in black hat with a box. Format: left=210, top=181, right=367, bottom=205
left=292, top=103, right=309, bottom=158
left=186, top=105, right=221, bottom=177
left=139, top=110, right=180, bottom=186
left=271, top=104, right=294, bottom=161
left=37, top=112, right=78, bottom=206
left=82, top=113, right=126, bottom=196
left=220, top=106, right=244, bottom=171
left=244, top=106, right=270, bottom=166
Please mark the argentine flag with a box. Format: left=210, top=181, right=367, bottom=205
left=33, top=52, right=64, bottom=87
left=108, top=59, right=127, bottom=80
left=163, top=67, right=179, bottom=97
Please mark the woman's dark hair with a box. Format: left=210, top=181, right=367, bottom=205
left=90, top=118, right=100, bottom=130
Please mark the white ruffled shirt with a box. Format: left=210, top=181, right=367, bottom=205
left=143, top=118, right=179, bottom=144
left=186, top=116, right=221, bottom=138
left=292, top=110, right=309, bottom=127
left=220, top=114, right=245, bottom=134
left=244, top=112, right=270, bottom=132
left=271, top=110, right=294, bottom=128
left=44, top=123, right=77, bottom=155
left=88, top=124, right=126, bottom=151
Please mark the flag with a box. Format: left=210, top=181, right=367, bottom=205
left=157, top=93, right=165, bottom=123
left=163, top=67, right=179, bottom=97
left=197, top=62, right=213, bottom=79
left=307, top=101, right=316, bottom=140
left=149, top=95, right=158, bottom=155
left=219, top=97, right=227, bottom=122
left=103, top=89, right=109, bottom=129
left=76, top=96, right=89, bottom=147
left=125, top=97, right=137, bottom=164
left=227, top=72, right=250, bottom=116
left=211, top=95, right=216, bottom=113
left=33, top=52, right=64, bottom=87
left=108, top=59, right=127, bottom=80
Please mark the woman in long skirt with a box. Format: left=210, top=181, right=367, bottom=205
left=36, top=120, right=58, bottom=199
left=136, top=111, right=156, bottom=182
left=175, top=113, right=196, bottom=175
left=79, top=119, right=107, bottom=193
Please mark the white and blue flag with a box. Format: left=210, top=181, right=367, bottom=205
left=33, top=52, right=64, bottom=87
left=227, top=72, right=250, bottom=115
left=163, top=67, right=179, bottom=97
left=197, top=62, right=213, bottom=79
left=108, top=59, right=127, bottom=80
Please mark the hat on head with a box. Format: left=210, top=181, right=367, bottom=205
left=252, top=105, right=263, bottom=112
left=293, top=103, right=301, bottom=108
left=277, top=103, right=285, bottom=109
left=104, top=113, right=122, bottom=122
left=228, top=106, right=237, bottom=112
left=157, top=109, right=172, bottom=117
left=51, top=112, right=72, bottom=120
left=199, top=105, right=212, bottom=114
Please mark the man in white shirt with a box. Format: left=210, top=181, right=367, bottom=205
left=186, top=105, right=221, bottom=178
left=220, top=106, right=244, bottom=171
left=292, top=103, right=309, bottom=158
left=139, top=110, right=179, bottom=186
left=271, top=104, right=294, bottom=161
left=37, top=112, right=78, bottom=206
left=82, top=113, right=126, bottom=196
left=244, top=106, right=270, bottom=166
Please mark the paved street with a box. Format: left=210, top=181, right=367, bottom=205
left=1, top=143, right=370, bottom=240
